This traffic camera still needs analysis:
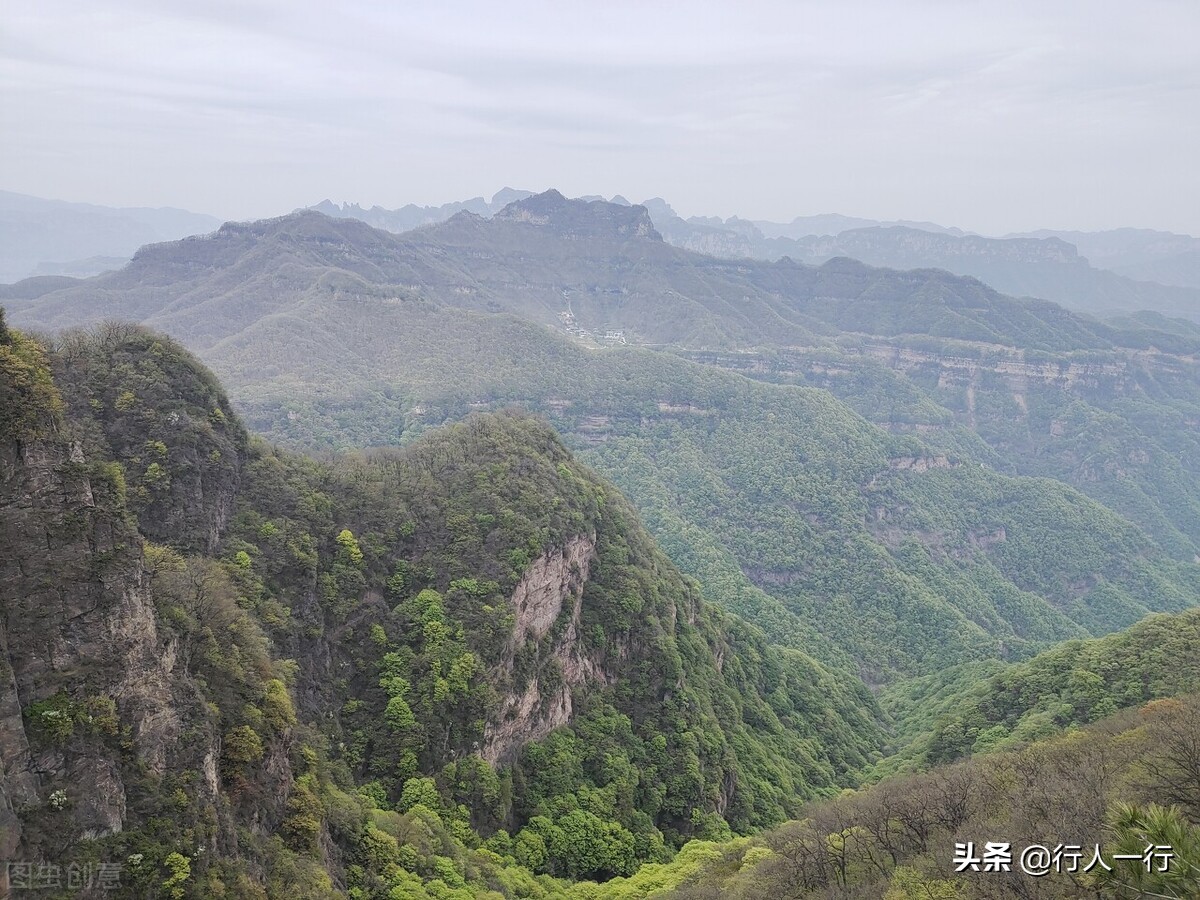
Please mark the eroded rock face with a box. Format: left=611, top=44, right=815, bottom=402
left=509, top=535, right=595, bottom=647
left=0, top=434, right=181, bottom=856
left=887, top=454, right=955, bottom=472
left=482, top=534, right=603, bottom=764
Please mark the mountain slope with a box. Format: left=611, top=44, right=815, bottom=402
left=687, top=333, right=1200, bottom=561
left=1, top=318, right=887, bottom=894
left=920, top=607, right=1200, bottom=765
left=18, top=290, right=1200, bottom=690
left=10, top=192, right=1163, bottom=354
left=638, top=201, right=1200, bottom=322
left=1012, top=227, right=1200, bottom=290
left=8, top=197, right=1200, bottom=687
left=577, top=694, right=1200, bottom=899
left=785, top=226, right=1200, bottom=321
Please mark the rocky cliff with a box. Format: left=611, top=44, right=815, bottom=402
left=483, top=534, right=604, bottom=763
left=493, top=190, right=662, bottom=243
left=0, top=428, right=186, bottom=861
left=0, top=317, right=297, bottom=895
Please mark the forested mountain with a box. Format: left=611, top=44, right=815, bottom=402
left=575, top=694, right=1200, bottom=899
left=3, top=306, right=1195, bottom=900
left=920, top=608, right=1200, bottom=764
left=1, top=317, right=888, bottom=896
left=10, top=191, right=1170, bottom=352
left=1010, top=227, right=1200, bottom=290
left=8, top=194, right=1200, bottom=692
left=632, top=200, right=1200, bottom=320
left=310, top=189, right=1200, bottom=309
left=768, top=227, right=1200, bottom=321
left=5, top=189, right=1200, bottom=898
left=684, top=334, right=1200, bottom=563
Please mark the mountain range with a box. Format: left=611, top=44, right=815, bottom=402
left=307, top=191, right=1200, bottom=315
left=4, top=189, right=1200, bottom=898
left=1011, top=227, right=1200, bottom=288
left=9, top=191, right=1200, bottom=672
left=6, top=185, right=1198, bottom=319
left=634, top=201, right=1200, bottom=318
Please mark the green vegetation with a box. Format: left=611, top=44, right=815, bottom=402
left=0, top=306, right=63, bottom=440
left=566, top=695, right=1200, bottom=899
left=80, top=285, right=1188, bottom=691
left=6, top=194, right=1200, bottom=898
left=703, top=338, right=1200, bottom=563
left=225, top=410, right=884, bottom=854
left=922, top=608, right=1200, bottom=765
left=180, top=303, right=1200, bottom=690
left=584, top=393, right=1198, bottom=684
left=13, top=206, right=1200, bottom=683
left=47, top=320, right=248, bottom=551
left=4, top=322, right=889, bottom=898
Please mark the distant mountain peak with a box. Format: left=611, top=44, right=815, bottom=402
left=215, top=207, right=349, bottom=240
left=490, top=187, right=535, bottom=208
left=494, top=189, right=662, bottom=242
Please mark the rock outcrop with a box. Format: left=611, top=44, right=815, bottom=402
left=482, top=534, right=604, bottom=764
left=49, top=324, right=249, bottom=554
left=0, top=430, right=180, bottom=860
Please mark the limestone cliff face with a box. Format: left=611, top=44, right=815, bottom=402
left=0, top=326, right=307, bottom=886
left=482, top=534, right=606, bottom=764
left=0, top=431, right=184, bottom=860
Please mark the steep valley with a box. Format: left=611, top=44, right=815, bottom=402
left=4, top=193, right=1200, bottom=898
left=1, top=318, right=887, bottom=896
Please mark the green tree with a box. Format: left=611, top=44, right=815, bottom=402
left=336, top=528, right=364, bottom=565
left=1092, top=803, right=1200, bottom=899
left=161, top=852, right=191, bottom=900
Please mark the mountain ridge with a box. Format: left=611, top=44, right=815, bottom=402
left=303, top=188, right=1200, bottom=312
left=0, top=318, right=888, bottom=892
left=9, top=195, right=1167, bottom=356
left=7, top=196, right=1200, bottom=688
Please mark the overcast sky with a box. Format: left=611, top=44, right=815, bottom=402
left=3, top=0, right=1198, bottom=235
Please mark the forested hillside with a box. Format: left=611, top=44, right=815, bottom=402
left=9, top=196, right=1200, bottom=689
left=920, top=608, right=1200, bottom=765
left=28, top=298, right=1199, bottom=688
left=1, top=317, right=889, bottom=897
left=686, top=334, right=1200, bottom=562
left=6, top=195, right=1200, bottom=897
left=567, top=694, right=1200, bottom=899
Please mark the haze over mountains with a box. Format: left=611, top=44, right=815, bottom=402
left=7, top=0, right=1200, bottom=888
left=5, top=188, right=1200, bottom=897
left=307, top=190, right=1200, bottom=318
left=0, top=190, right=222, bottom=283
left=13, top=190, right=1193, bottom=368
left=1011, top=227, right=1200, bottom=289
left=311, top=196, right=1200, bottom=321
left=6, top=186, right=1199, bottom=324
left=10, top=190, right=1200, bottom=676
